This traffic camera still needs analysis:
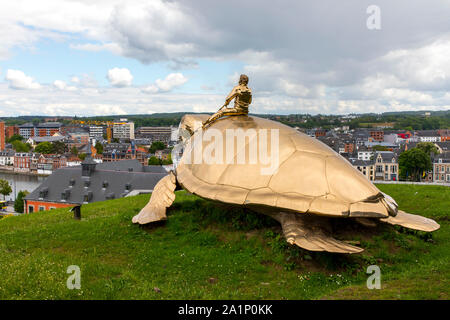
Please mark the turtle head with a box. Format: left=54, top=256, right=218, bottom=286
left=179, top=114, right=210, bottom=141
left=171, top=114, right=211, bottom=169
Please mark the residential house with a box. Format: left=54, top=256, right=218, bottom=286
left=37, top=154, right=68, bottom=175
left=373, top=151, right=398, bottom=181
left=434, top=141, right=450, bottom=154
left=357, top=146, right=374, bottom=161
left=350, top=159, right=375, bottom=181
left=433, top=154, right=450, bottom=183
left=27, top=135, right=66, bottom=148
left=14, top=152, right=32, bottom=172
left=0, top=150, right=15, bottom=168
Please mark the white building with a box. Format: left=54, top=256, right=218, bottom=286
left=170, top=126, right=179, bottom=142
left=0, top=150, right=15, bottom=166
left=113, top=120, right=135, bottom=140
left=416, top=130, right=441, bottom=142
left=358, top=150, right=374, bottom=161
left=89, top=126, right=104, bottom=139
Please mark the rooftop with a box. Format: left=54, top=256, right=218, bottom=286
left=25, top=159, right=167, bottom=205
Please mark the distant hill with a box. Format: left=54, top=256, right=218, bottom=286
left=1, top=109, right=449, bottom=130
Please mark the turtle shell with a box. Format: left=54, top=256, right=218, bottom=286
left=176, top=115, right=393, bottom=218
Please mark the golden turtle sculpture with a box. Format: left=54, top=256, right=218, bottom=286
left=133, top=114, right=440, bottom=253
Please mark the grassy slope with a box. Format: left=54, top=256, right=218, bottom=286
left=0, top=184, right=448, bottom=300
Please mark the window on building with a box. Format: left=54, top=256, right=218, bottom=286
left=50, top=207, right=56, bottom=210
left=28, top=205, right=34, bottom=213
left=385, top=165, right=388, bottom=171
left=385, top=173, right=388, bottom=180
left=39, top=206, right=45, bottom=211
left=376, top=165, right=383, bottom=173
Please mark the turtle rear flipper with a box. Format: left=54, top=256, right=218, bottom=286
left=132, top=172, right=177, bottom=224
left=380, top=210, right=440, bottom=232
left=273, top=213, right=364, bottom=254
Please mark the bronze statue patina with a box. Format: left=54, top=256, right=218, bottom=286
left=133, top=89, right=440, bottom=254
left=202, top=74, right=252, bottom=128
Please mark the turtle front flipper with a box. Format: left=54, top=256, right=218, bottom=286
left=270, top=212, right=364, bottom=254
left=132, top=172, right=177, bottom=224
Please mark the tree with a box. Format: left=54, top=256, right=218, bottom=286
left=7, top=134, right=23, bottom=143
left=11, top=140, right=31, bottom=152
left=149, top=141, right=166, bottom=153
left=95, top=141, right=104, bottom=154
left=71, top=146, right=79, bottom=155
left=148, top=156, right=161, bottom=165
left=35, top=141, right=54, bottom=154
left=416, top=142, right=439, bottom=156
left=0, top=179, right=12, bottom=200
left=14, top=190, right=29, bottom=213
left=52, top=141, right=67, bottom=154
left=78, top=153, right=87, bottom=161
left=398, top=148, right=432, bottom=181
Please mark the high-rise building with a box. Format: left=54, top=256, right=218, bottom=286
left=112, top=120, right=135, bottom=140
left=0, top=121, right=5, bottom=151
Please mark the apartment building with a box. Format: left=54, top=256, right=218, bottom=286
left=19, top=122, right=62, bottom=139
left=113, top=120, right=135, bottom=140
left=89, top=125, right=105, bottom=139
left=369, top=130, right=384, bottom=142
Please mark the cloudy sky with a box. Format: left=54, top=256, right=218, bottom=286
left=0, top=0, right=450, bottom=116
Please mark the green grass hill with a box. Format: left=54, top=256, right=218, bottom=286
left=0, top=184, right=448, bottom=299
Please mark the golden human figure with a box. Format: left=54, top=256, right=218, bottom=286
left=202, top=74, right=252, bottom=128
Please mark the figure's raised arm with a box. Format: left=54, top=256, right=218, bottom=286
left=224, top=86, right=239, bottom=106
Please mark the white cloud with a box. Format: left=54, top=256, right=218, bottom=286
left=142, top=73, right=188, bottom=93
left=155, top=73, right=188, bottom=91
left=53, top=80, right=77, bottom=91
left=107, top=67, right=133, bottom=87
left=5, top=69, right=40, bottom=89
